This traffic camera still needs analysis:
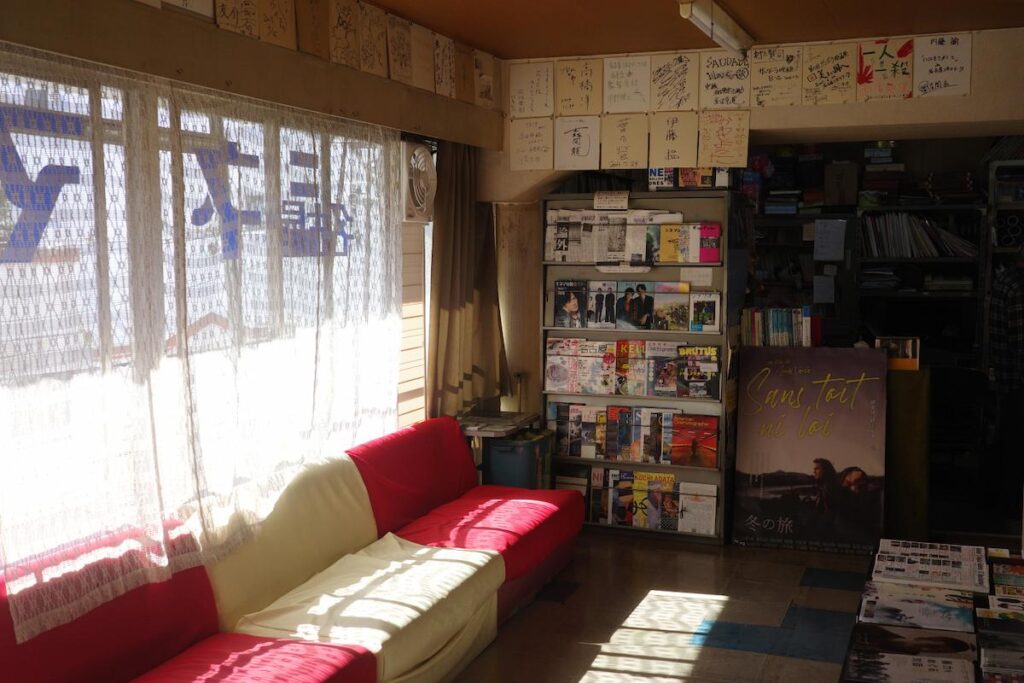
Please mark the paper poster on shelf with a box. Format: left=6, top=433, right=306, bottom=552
left=813, top=219, right=847, bottom=261
left=603, top=56, right=651, bottom=113
left=509, top=118, right=553, bottom=171
left=474, top=51, right=496, bottom=107
left=509, top=62, right=554, bottom=117
left=556, top=59, right=603, bottom=116
left=734, top=348, right=886, bottom=552
left=697, top=110, right=749, bottom=168
left=651, top=53, right=699, bottom=111
left=386, top=15, right=413, bottom=85
left=813, top=275, right=835, bottom=303
left=750, top=46, right=802, bottom=107
left=329, top=0, right=360, bottom=69
left=358, top=1, right=388, bottom=78
left=914, top=34, right=972, bottom=97
left=700, top=52, right=750, bottom=109
left=434, top=35, right=456, bottom=98
left=857, top=38, right=914, bottom=101
left=600, top=114, right=648, bottom=170
left=409, top=24, right=435, bottom=92
left=555, top=116, right=601, bottom=170
left=649, top=111, right=698, bottom=168
left=803, top=43, right=856, bottom=105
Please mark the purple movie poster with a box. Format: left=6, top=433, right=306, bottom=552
left=733, top=348, right=887, bottom=553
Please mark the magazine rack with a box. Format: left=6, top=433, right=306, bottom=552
left=541, top=191, right=743, bottom=544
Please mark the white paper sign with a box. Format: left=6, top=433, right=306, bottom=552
left=649, top=111, right=698, bottom=168
left=410, top=24, right=435, bottom=92
left=604, top=56, right=651, bottom=113
left=594, top=191, right=630, bottom=210
left=651, top=53, right=699, bottom=111
left=509, top=62, right=554, bottom=117
left=696, top=110, right=749, bottom=168
left=914, top=34, right=972, bottom=97
left=509, top=118, right=553, bottom=171
left=813, top=219, right=847, bottom=261
left=556, top=59, right=603, bottom=116
left=555, top=116, right=601, bottom=170
left=750, top=46, right=802, bottom=107
left=803, top=44, right=856, bottom=105
left=433, top=35, right=456, bottom=98
left=700, top=52, right=750, bottom=109
left=600, top=114, right=649, bottom=169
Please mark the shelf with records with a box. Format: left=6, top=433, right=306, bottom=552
left=542, top=191, right=740, bottom=544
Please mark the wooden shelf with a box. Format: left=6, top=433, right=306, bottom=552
left=858, top=290, right=979, bottom=300
left=858, top=257, right=979, bottom=264
left=552, top=455, right=719, bottom=473
left=755, top=241, right=812, bottom=248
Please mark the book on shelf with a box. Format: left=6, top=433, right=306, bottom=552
left=860, top=213, right=979, bottom=259
left=688, top=292, right=721, bottom=333
left=841, top=651, right=975, bottom=683
left=587, top=280, right=617, bottom=328
left=553, top=280, right=588, bottom=328
left=652, top=282, right=691, bottom=330
left=647, top=341, right=680, bottom=397
left=741, top=306, right=815, bottom=347
left=857, top=581, right=975, bottom=632
left=848, top=623, right=977, bottom=661
left=606, top=406, right=632, bottom=461
left=678, top=482, right=717, bottom=535
left=676, top=345, right=721, bottom=400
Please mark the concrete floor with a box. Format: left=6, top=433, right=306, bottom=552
left=454, top=529, right=871, bottom=682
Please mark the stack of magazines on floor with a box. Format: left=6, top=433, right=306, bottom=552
left=842, top=539, right=994, bottom=682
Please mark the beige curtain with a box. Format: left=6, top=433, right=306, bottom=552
left=427, top=142, right=509, bottom=417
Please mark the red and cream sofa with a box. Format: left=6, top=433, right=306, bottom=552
left=0, top=417, right=583, bottom=682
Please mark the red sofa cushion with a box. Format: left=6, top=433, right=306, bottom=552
left=132, top=633, right=376, bottom=683
left=1, top=564, right=219, bottom=683
left=395, top=485, right=584, bottom=582
left=347, top=417, right=478, bottom=536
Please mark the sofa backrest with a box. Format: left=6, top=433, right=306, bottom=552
left=346, top=416, right=478, bottom=536
left=206, top=454, right=378, bottom=631
left=0, top=561, right=218, bottom=683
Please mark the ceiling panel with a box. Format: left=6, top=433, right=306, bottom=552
left=369, top=0, right=1024, bottom=59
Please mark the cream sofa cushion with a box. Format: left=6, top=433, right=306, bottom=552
left=234, top=533, right=504, bottom=681
left=208, top=455, right=378, bottom=630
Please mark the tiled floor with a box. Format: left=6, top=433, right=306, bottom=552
left=453, top=529, right=871, bottom=683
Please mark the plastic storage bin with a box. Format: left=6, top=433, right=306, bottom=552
left=481, top=430, right=552, bottom=489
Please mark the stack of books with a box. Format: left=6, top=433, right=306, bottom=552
left=978, top=549, right=1024, bottom=681
left=860, top=142, right=906, bottom=206
left=740, top=306, right=817, bottom=347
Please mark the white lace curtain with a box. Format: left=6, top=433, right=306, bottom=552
left=0, top=42, right=402, bottom=642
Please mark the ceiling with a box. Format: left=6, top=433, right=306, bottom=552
left=371, top=0, right=1024, bottom=59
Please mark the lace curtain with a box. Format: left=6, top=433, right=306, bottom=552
left=0, top=42, right=402, bottom=642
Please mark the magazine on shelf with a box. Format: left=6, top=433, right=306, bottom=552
left=606, top=406, right=632, bottom=461
left=599, top=212, right=629, bottom=263
left=632, top=471, right=676, bottom=530
left=609, top=470, right=634, bottom=526
left=652, top=282, right=691, bottom=331
left=858, top=581, right=975, bottom=632
left=587, top=280, right=618, bottom=328
left=669, top=415, right=719, bottom=468
left=544, top=211, right=570, bottom=262
left=678, top=482, right=717, bottom=535
left=998, top=585, right=1024, bottom=597
left=676, top=345, right=721, bottom=400
left=579, top=406, right=604, bottom=459
left=625, top=225, right=647, bottom=265
left=615, top=340, right=648, bottom=396
left=629, top=408, right=648, bottom=463
left=648, top=408, right=678, bottom=463
left=646, top=341, right=680, bottom=397
left=659, top=483, right=682, bottom=531
left=995, top=565, right=1024, bottom=588
left=568, top=404, right=583, bottom=457
left=615, top=282, right=654, bottom=330
left=699, top=222, right=722, bottom=263
left=546, top=337, right=582, bottom=356
left=841, top=651, right=975, bottom=683
left=645, top=224, right=661, bottom=264
left=553, top=280, right=588, bottom=329
left=689, top=291, right=721, bottom=333
left=578, top=355, right=616, bottom=396
left=981, top=647, right=1024, bottom=677
left=544, top=354, right=578, bottom=393
left=849, top=623, right=977, bottom=661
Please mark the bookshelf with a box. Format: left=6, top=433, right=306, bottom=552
left=541, top=191, right=743, bottom=544
left=983, top=160, right=1024, bottom=373
left=854, top=204, right=987, bottom=367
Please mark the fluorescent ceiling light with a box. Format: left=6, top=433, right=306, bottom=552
left=680, top=0, right=753, bottom=58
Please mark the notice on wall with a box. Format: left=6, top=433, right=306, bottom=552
left=649, top=111, right=698, bottom=168
left=386, top=15, right=413, bottom=85
left=358, top=1, right=389, bottom=78
left=600, top=114, right=649, bottom=169
left=509, top=62, right=554, bottom=117
left=651, top=53, right=699, bottom=111
left=554, top=116, right=601, bottom=170
left=258, top=0, right=296, bottom=49
left=733, top=348, right=886, bottom=553
left=165, top=0, right=214, bottom=18
left=409, top=24, right=435, bottom=92
left=813, top=219, right=847, bottom=261
left=700, top=52, right=750, bottom=109
left=216, top=0, right=258, bottom=38
left=455, top=42, right=475, bottom=104
left=604, top=56, right=651, bottom=113
left=434, top=35, right=456, bottom=98
left=914, top=34, right=972, bottom=97
left=857, top=38, right=914, bottom=101
left=750, top=46, right=802, bottom=107
left=555, top=59, right=603, bottom=116
left=509, top=118, right=554, bottom=171
left=329, top=0, right=360, bottom=69
left=697, top=109, right=749, bottom=168
left=474, top=51, right=496, bottom=108
left=802, top=43, right=856, bottom=105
